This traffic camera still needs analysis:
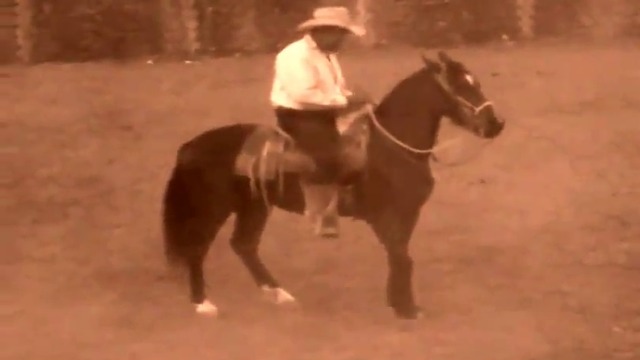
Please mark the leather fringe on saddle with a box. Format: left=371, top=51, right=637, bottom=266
left=235, top=126, right=293, bottom=209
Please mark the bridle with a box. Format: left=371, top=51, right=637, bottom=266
left=435, top=71, right=494, bottom=117
left=455, top=96, right=493, bottom=116
left=365, top=105, right=457, bottom=155
left=364, top=95, right=495, bottom=158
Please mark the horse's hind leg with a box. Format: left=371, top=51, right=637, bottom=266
left=186, top=211, right=231, bottom=316
left=164, top=162, right=234, bottom=317
left=230, top=196, right=296, bottom=305
left=188, top=251, right=214, bottom=314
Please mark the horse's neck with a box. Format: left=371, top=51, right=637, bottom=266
left=372, top=109, right=441, bottom=152
left=371, top=81, right=444, bottom=153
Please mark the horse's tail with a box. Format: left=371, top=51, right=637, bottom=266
left=162, top=160, right=193, bottom=267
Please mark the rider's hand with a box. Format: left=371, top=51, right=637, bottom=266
left=328, top=93, right=349, bottom=107
left=346, top=86, right=374, bottom=106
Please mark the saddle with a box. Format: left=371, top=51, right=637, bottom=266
left=234, top=105, right=371, bottom=191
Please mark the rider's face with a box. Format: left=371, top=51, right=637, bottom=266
left=309, top=27, right=350, bottom=53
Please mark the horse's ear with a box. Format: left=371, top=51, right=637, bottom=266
left=437, top=50, right=453, bottom=64
left=421, top=53, right=442, bottom=73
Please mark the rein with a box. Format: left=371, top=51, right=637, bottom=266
left=364, top=103, right=495, bottom=167
left=364, top=104, right=460, bottom=156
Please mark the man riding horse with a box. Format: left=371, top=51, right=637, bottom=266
left=270, top=6, right=370, bottom=238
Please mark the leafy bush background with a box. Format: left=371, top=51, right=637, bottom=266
left=28, top=0, right=162, bottom=61
left=11, top=0, right=640, bottom=62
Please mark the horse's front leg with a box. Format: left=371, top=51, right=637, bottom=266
left=370, top=206, right=422, bottom=319
left=385, top=242, right=419, bottom=319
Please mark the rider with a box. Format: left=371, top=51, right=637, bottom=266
left=270, top=6, right=368, bottom=237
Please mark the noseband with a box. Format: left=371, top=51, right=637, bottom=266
left=455, top=97, right=493, bottom=116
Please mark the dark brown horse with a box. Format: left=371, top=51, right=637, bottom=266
left=162, top=51, right=505, bottom=319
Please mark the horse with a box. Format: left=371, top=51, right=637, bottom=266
left=162, top=51, right=505, bottom=320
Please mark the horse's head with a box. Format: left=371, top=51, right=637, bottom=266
left=421, top=51, right=505, bottom=139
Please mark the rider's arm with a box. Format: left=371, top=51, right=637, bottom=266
left=275, top=52, right=347, bottom=109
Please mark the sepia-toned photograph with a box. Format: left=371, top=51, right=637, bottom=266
left=2, top=0, right=639, bottom=359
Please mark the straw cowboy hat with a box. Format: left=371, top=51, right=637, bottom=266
left=297, top=6, right=366, bottom=37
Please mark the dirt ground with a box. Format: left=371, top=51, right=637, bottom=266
left=2, top=42, right=639, bottom=360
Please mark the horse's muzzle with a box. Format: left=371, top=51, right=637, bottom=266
left=481, top=117, right=505, bottom=139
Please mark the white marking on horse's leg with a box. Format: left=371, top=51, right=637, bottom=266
left=261, top=285, right=296, bottom=305
left=194, top=299, right=219, bottom=317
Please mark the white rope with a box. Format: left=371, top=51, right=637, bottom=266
left=365, top=105, right=461, bottom=156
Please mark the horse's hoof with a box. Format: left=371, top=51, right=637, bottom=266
left=316, top=223, right=339, bottom=238
left=319, top=231, right=339, bottom=239
left=313, top=214, right=340, bottom=238
left=261, top=285, right=297, bottom=305
left=194, top=299, right=219, bottom=317
left=392, top=306, right=424, bottom=320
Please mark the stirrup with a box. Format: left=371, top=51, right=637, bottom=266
left=315, top=214, right=339, bottom=238
left=301, top=183, right=340, bottom=238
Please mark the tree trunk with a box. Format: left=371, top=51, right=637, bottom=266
left=160, top=0, right=199, bottom=56
left=16, top=0, right=34, bottom=63
left=516, top=0, right=535, bottom=39
left=179, top=0, right=199, bottom=55
left=160, top=0, right=181, bottom=54
left=198, top=0, right=212, bottom=52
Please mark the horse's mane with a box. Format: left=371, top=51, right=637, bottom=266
left=376, top=67, right=435, bottom=108
left=368, top=65, right=449, bottom=154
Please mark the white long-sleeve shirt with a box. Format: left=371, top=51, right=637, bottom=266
left=270, top=35, right=352, bottom=110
